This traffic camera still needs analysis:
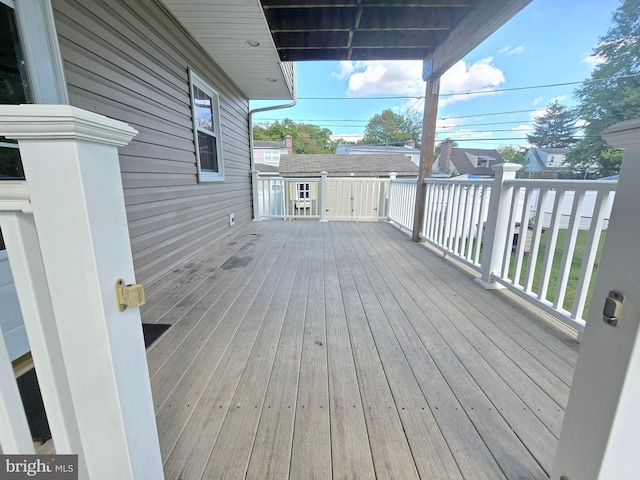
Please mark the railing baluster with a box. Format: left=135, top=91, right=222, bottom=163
left=525, top=188, right=549, bottom=292
left=538, top=190, right=566, bottom=301
left=512, top=187, right=534, bottom=286
left=501, top=186, right=521, bottom=279
left=572, top=190, right=610, bottom=321
left=554, top=191, right=586, bottom=310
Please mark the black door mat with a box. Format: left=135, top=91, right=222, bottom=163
left=16, top=368, right=51, bottom=444
left=142, top=323, right=171, bottom=348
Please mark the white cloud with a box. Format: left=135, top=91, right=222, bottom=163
left=551, top=95, right=567, bottom=103
left=532, top=96, right=544, bottom=106
left=513, top=125, right=532, bottom=132
left=499, top=45, right=524, bottom=55
left=335, top=61, right=423, bottom=97
left=330, top=133, right=365, bottom=143
left=331, top=57, right=505, bottom=108
left=331, top=61, right=356, bottom=81
left=439, top=57, right=506, bottom=106
left=581, top=54, right=606, bottom=68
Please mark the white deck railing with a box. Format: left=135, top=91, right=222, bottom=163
left=253, top=171, right=392, bottom=222
left=399, top=165, right=617, bottom=336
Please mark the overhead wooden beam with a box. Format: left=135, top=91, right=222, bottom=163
left=427, top=0, right=532, bottom=75
left=412, top=72, right=440, bottom=242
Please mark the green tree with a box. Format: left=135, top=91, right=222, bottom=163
left=363, top=109, right=421, bottom=145
left=567, top=0, right=640, bottom=176
left=526, top=101, right=578, bottom=148
left=253, top=119, right=334, bottom=154
left=497, top=145, right=528, bottom=178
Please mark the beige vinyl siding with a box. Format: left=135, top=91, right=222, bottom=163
left=52, top=0, right=253, bottom=284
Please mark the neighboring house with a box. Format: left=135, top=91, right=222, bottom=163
left=434, top=140, right=504, bottom=178
left=525, top=147, right=572, bottom=176
left=336, top=141, right=421, bottom=166
left=253, top=135, right=292, bottom=167
left=279, top=153, right=419, bottom=178
left=275, top=153, right=418, bottom=217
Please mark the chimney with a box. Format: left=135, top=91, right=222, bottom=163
left=283, top=134, right=293, bottom=154
left=404, top=139, right=416, bottom=149
left=438, top=139, right=453, bottom=174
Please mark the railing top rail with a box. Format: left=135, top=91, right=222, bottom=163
left=505, top=179, right=618, bottom=191
left=424, top=178, right=494, bottom=186
left=390, top=178, right=418, bottom=184
left=0, top=180, right=30, bottom=212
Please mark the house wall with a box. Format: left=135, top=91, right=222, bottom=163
left=254, top=147, right=288, bottom=165
left=51, top=0, right=253, bottom=284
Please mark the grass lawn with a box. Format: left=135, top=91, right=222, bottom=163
left=508, top=228, right=606, bottom=319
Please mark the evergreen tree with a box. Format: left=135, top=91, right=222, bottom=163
left=567, top=0, right=640, bottom=176
left=526, top=101, right=578, bottom=148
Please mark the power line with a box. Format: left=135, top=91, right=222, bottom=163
left=294, top=73, right=640, bottom=101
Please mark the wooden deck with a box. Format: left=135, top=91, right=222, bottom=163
left=141, top=221, right=579, bottom=480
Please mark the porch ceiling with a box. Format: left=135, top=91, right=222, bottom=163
left=160, top=0, right=531, bottom=100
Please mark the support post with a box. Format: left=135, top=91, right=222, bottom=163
left=552, top=119, right=640, bottom=480
left=385, top=172, right=397, bottom=221
left=0, top=105, right=163, bottom=479
left=412, top=73, right=440, bottom=241
left=251, top=169, right=261, bottom=220
left=320, top=171, right=328, bottom=222
left=474, top=163, right=521, bottom=289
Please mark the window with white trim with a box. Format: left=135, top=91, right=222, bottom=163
left=264, top=151, right=280, bottom=163
left=297, top=182, right=310, bottom=200
left=189, top=70, right=224, bottom=182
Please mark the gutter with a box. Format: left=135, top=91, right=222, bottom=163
left=248, top=64, right=298, bottom=171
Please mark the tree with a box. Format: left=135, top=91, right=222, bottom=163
left=363, top=109, right=421, bottom=145
left=497, top=145, right=528, bottom=178
left=253, top=119, right=334, bottom=154
left=567, top=0, right=640, bottom=176
left=526, top=101, right=578, bottom=148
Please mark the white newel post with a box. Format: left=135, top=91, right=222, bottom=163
left=320, top=171, right=328, bottom=222
left=0, top=105, right=163, bottom=479
left=386, top=172, right=397, bottom=221
left=474, top=163, right=521, bottom=289
left=251, top=169, right=261, bottom=220
left=552, top=119, right=640, bottom=480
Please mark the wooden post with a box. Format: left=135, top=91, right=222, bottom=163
left=551, top=119, right=640, bottom=480
left=412, top=73, right=440, bottom=241
left=0, top=105, right=163, bottom=479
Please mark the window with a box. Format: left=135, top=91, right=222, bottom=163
left=189, top=70, right=224, bottom=182
left=264, top=151, right=280, bottom=163
left=297, top=182, right=310, bottom=199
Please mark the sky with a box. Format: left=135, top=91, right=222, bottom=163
left=250, top=0, right=622, bottom=150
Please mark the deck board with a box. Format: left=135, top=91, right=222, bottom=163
left=148, top=221, right=579, bottom=479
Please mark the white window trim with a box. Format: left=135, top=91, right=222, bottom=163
left=11, top=0, right=69, bottom=104
left=264, top=151, right=280, bottom=163
left=189, top=69, right=224, bottom=182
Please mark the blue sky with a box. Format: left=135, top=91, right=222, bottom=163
left=251, top=0, right=622, bottom=150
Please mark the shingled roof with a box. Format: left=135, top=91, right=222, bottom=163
left=279, top=154, right=419, bottom=177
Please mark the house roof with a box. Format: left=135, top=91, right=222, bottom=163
left=450, top=148, right=503, bottom=177
left=254, top=162, right=280, bottom=173
left=528, top=148, right=571, bottom=171
left=339, top=144, right=419, bottom=154
left=279, top=154, right=419, bottom=177
left=254, top=141, right=286, bottom=149
left=158, top=0, right=531, bottom=98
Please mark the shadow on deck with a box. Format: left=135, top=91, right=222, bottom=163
left=141, top=221, right=579, bottom=480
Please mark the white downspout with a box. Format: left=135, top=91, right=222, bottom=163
left=248, top=64, right=298, bottom=171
